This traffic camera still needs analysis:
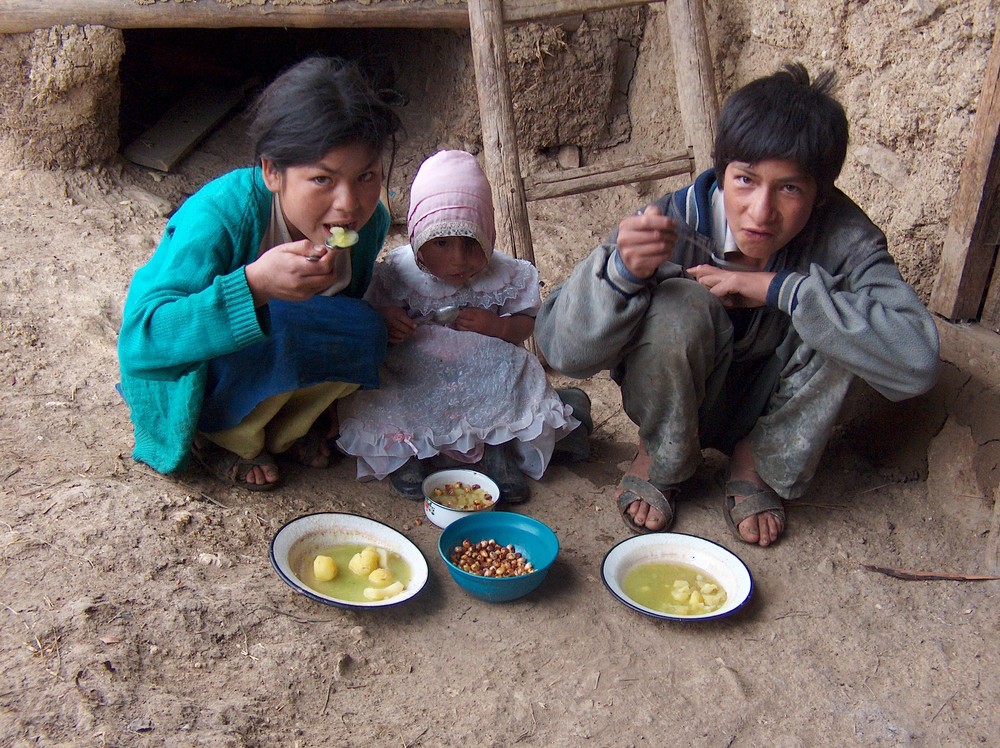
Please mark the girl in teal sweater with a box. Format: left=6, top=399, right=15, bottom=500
left=118, top=57, right=401, bottom=491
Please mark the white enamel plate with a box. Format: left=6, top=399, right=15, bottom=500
left=270, top=513, right=429, bottom=609
left=601, top=533, right=753, bottom=621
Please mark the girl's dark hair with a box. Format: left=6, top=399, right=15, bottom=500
left=248, top=56, right=402, bottom=169
left=713, top=63, right=848, bottom=200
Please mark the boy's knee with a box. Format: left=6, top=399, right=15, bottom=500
left=643, top=279, right=730, bottom=345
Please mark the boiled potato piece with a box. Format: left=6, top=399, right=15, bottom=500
left=326, top=226, right=359, bottom=248
left=349, top=546, right=380, bottom=577
left=313, top=554, right=338, bottom=582
left=363, top=580, right=405, bottom=601
left=368, top=567, right=395, bottom=587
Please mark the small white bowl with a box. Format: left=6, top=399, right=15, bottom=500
left=601, top=533, right=753, bottom=621
left=270, top=513, right=428, bottom=608
left=422, top=468, right=500, bottom=529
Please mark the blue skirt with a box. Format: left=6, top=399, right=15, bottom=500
left=198, top=295, right=387, bottom=432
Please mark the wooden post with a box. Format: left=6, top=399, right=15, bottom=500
left=467, top=0, right=535, bottom=267
left=666, top=0, right=718, bottom=175
left=929, top=25, right=1000, bottom=322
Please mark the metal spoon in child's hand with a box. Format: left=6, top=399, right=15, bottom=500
left=432, top=305, right=460, bottom=324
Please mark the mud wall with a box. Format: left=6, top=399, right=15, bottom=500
left=0, top=25, right=123, bottom=170
left=0, top=1, right=996, bottom=300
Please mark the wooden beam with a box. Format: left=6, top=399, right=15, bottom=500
left=468, top=0, right=534, bottom=267
left=0, top=0, right=661, bottom=33
left=524, top=149, right=693, bottom=201
left=666, top=0, right=717, bottom=174
left=0, top=0, right=471, bottom=32
left=504, top=0, right=661, bottom=23
left=976, top=150, right=1000, bottom=331
left=929, top=24, right=1000, bottom=321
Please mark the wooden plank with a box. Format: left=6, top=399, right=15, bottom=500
left=524, top=150, right=693, bottom=201
left=0, top=0, right=471, bottom=32
left=0, top=0, right=661, bottom=32
left=123, top=80, right=251, bottom=172
left=929, top=24, right=1000, bottom=321
left=971, top=140, right=1000, bottom=330
left=987, top=483, right=1000, bottom=574
left=468, top=0, right=534, bottom=267
left=666, top=0, right=717, bottom=174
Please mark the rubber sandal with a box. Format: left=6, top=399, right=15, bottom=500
left=389, top=458, right=428, bottom=501
left=479, top=442, right=530, bottom=504
left=723, top=478, right=786, bottom=544
left=192, top=439, right=280, bottom=492
left=616, top=474, right=677, bottom=534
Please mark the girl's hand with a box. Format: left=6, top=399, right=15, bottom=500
left=616, top=204, right=679, bottom=280
left=687, top=264, right=775, bottom=309
left=244, top=239, right=343, bottom=306
left=452, top=307, right=497, bottom=336
left=453, top=309, right=534, bottom=345
left=381, top=306, right=417, bottom=344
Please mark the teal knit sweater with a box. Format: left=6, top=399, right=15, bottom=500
left=118, top=167, right=390, bottom=473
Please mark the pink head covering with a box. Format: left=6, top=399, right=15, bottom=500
left=407, top=150, right=496, bottom=262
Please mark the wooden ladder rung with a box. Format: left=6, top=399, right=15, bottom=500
left=523, top=148, right=694, bottom=201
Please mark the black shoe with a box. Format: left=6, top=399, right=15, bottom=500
left=479, top=442, right=530, bottom=504
left=553, top=387, right=592, bottom=463
left=389, top=458, right=427, bottom=501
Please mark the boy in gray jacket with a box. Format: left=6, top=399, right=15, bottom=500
left=535, top=64, right=940, bottom=546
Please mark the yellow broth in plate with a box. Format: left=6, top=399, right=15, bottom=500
left=622, top=561, right=727, bottom=616
left=296, top=543, right=411, bottom=603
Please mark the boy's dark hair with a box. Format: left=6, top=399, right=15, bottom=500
left=249, top=56, right=403, bottom=170
left=713, top=63, right=848, bottom=200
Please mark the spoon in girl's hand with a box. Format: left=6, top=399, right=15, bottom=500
left=432, top=305, right=460, bottom=324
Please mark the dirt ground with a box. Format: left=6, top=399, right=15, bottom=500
left=2, top=3, right=1000, bottom=746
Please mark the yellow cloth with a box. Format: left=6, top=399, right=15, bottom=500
left=201, top=381, right=358, bottom=459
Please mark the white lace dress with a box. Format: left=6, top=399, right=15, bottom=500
left=336, top=245, right=578, bottom=481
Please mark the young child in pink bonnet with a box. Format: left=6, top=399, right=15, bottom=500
left=336, top=150, right=588, bottom=502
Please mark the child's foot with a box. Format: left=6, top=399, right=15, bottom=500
left=726, top=439, right=785, bottom=546
left=389, top=458, right=427, bottom=501
left=284, top=427, right=333, bottom=469
left=192, top=439, right=281, bottom=491
left=479, top=442, right=529, bottom=504
left=613, top=444, right=671, bottom=531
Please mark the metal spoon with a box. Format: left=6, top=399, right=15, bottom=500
left=432, top=305, right=460, bottom=324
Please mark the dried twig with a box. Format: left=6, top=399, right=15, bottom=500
left=862, top=564, right=1000, bottom=581
left=321, top=680, right=334, bottom=716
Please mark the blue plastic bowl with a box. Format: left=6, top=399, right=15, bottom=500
left=438, top=511, right=559, bottom=603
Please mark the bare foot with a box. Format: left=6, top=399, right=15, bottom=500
left=244, top=460, right=281, bottom=487
left=193, top=438, right=281, bottom=491
left=614, top=443, right=669, bottom=532
left=729, top=439, right=784, bottom=546
left=286, top=429, right=332, bottom=469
